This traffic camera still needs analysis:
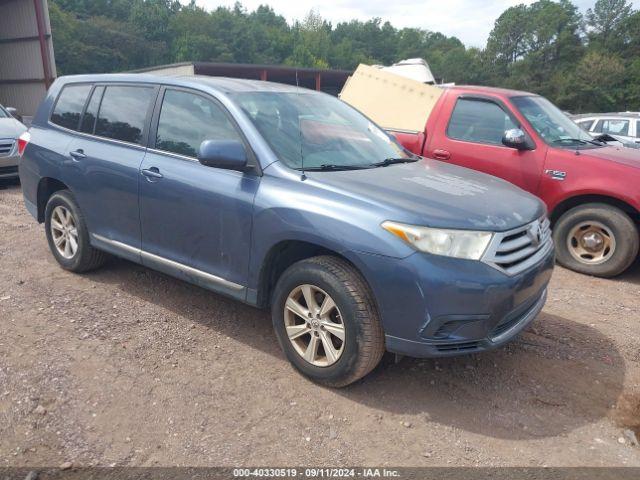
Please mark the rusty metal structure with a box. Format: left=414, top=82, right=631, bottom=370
left=135, top=62, right=353, bottom=96
left=0, top=0, right=56, bottom=116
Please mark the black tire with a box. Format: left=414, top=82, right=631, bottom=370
left=553, top=203, right=639, bottom=277
left=271, top=256, right=385, bottom=387
left=44, top=190, right=107, bottom=273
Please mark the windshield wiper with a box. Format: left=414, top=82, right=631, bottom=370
left=302, top=164, right=371, bottom=171
left=552, top=138, right=600, bottom=146
left=370, top=157, right=420, bottom=168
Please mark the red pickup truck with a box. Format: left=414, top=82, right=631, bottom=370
left=341, top=67, right=640, bottom=277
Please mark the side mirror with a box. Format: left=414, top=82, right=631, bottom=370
left=6, top=107, right=23, bottom=123
left=197, top=140, right=248, bottom=171
left=502, top=128, right=529, bottom=150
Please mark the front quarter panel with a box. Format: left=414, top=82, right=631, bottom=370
left=540, top=147, right=640, bottom=213
left=247, top=164, right=416, bottom=292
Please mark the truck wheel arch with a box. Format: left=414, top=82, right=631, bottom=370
left=550, top=194, right=639, bottom=226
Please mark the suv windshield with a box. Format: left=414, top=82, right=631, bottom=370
left=511, top=96, right=600, bottom=148
left=232, top=91, right=410, bottom=170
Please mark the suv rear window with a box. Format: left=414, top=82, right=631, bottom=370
left=51, top=84, right=92, bottom=131
left=95, top=85, right=155, bottom=145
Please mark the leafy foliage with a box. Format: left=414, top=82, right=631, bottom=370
left=50, top=0, right=639, bottom=113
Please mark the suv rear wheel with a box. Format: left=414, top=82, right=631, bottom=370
left=553, top=203, right=638, bottom=277
left=271, top=256, right=385, bottom=387
left=45, top=190, right=107, bottom=272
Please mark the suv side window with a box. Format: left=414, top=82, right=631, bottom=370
left=636, top=121, right=640, bottom=138
left=447, top=98, right=517, bottom=145
left=155, top=89, right=242, bottom=158
left=79, top=86, right=104, bottom=134
left=51, top=84, right=92, bottom=131
left=95, top=85, right=155, bottom=145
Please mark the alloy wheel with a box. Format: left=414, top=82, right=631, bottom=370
left=283, top=284, right=345, bottom=367
left=50, top=205, right=79, bottom=259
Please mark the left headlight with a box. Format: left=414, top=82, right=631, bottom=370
left=382, top=221, right=493, bottom=260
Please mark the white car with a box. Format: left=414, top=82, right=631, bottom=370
left=0, top=104, right=27, bottom=180
left=572, top=112, right=640, bottom=146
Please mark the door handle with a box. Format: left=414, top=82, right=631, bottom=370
left=69, top=149, right=86, bottom=160
left=433, top=149, right=450, bottom=160
left=141, top=167, right=164, bottom=180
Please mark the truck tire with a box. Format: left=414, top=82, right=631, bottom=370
left=44, top=190, right=108, bottom=273
left=553, top=203, right=638, bottom=278
left=271, top=256, right=385, bottom=387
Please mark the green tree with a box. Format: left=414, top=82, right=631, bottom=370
left=585, top=0, right=633, bottom=48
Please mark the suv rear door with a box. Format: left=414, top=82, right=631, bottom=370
left=425, top=94, right=546, bottom=195
left=138, top=87, right=259, bottom=299
left=60, top=83, right=158, bottom=258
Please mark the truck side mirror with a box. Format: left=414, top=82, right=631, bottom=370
left=198, top=139, right=249, bottom=171
left=502, top=128, right=529, bottom=150
left=6, top=107, right=23, bottom=123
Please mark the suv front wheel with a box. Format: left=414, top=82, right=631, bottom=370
left=553, top=203, right=638, bottom=277
left=271, top=256, right=385, bottom=387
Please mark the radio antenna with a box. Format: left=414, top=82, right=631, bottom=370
left=296, top=68, right=306, bottom=180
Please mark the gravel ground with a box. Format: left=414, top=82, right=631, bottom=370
left=0, top=181, right=639, bottom=467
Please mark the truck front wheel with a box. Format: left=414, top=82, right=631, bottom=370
left=553, top=203, right=638, bottom=277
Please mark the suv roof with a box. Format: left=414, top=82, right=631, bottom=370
left=55, top=73, right=313, bottom=94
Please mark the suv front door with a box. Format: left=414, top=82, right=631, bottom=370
left=138, top=87, right=259, bottom=300
left=426, top=95, right=545, bottom=195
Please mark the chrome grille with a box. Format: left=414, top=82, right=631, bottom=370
left=482, top=217, right=552, bottom=276
left=0, top=139, right=15, bottom=157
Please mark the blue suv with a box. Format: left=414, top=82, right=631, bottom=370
left=19, top=74, right=555, bottom=386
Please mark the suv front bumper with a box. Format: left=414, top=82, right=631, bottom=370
left=354, top=240, right=554, bottom=358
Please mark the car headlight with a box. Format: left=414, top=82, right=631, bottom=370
left=382, top=221, right=493, bottom=260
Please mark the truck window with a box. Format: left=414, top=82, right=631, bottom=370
left=95, top=85, right=155, bottom=145
left=51, top=84, right=92, bottom=131
left=155, top=89, right=242, bottom=158
left=447, top=98, right=516, bottom=146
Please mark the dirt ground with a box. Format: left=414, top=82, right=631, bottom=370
left=1, top=181, right=639, bottom=468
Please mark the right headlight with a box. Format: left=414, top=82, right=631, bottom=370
left=382, top=221, right=493, bottom=260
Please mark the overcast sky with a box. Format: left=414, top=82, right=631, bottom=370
left=192, top=0, right=639, bottom=47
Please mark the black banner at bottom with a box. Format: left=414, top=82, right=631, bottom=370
left=1, top=468, right=639, bottom=480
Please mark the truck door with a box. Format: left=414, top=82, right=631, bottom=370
left=425, top=95, right=545, bottom=195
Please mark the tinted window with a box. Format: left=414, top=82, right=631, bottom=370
left=593, top=119, right=630, bottom=136
left=155, top=89, right=241, bottom=158
left=95, top=86, right=154, bottom=144
left=79, top=86, right=104, bottom=134
left=636, top=121, right=640, bottom=138
left=447, top=98, right=517, bottom=145
left=51, top=84, right=92, bottom=131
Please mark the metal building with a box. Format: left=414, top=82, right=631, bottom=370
left=135, top=62, right=352, bottom=96
left=0, top=0, right=56, bottom=117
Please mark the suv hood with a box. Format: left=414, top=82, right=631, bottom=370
left=0, top=117, right=26, bottom=138
left=581, top=145, right=640, bottom=169
left=307, top=159, right=544, bottom=231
